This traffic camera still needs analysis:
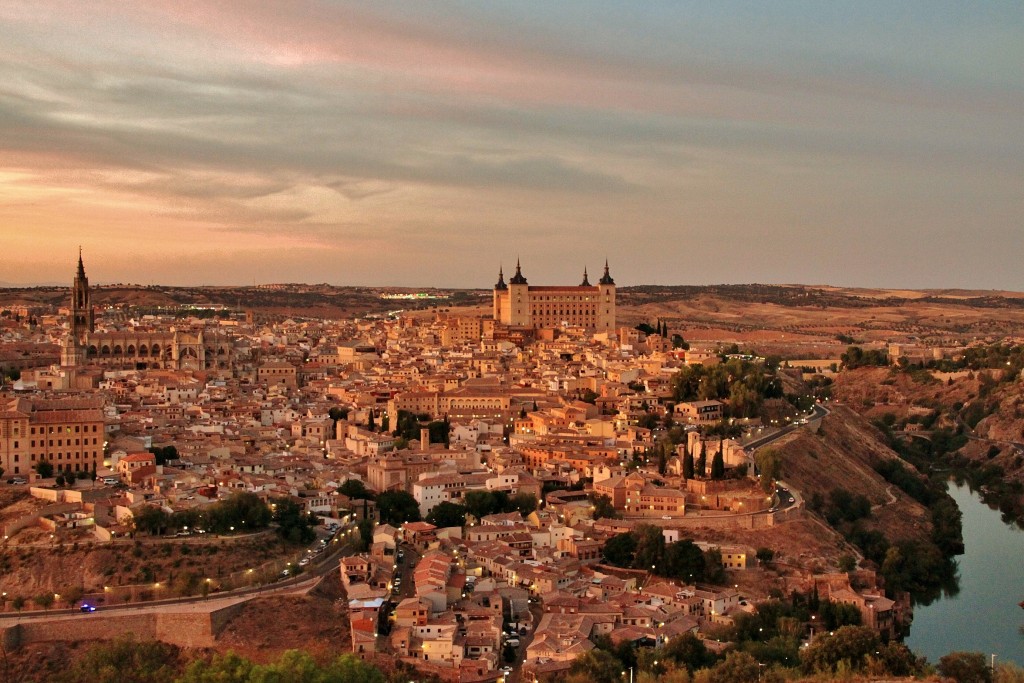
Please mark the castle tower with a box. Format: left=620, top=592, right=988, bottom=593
left=492, top=266, right=507, bottom=320
left=507, top=259, right=530, bottom=327
left=597, top=260, right=616, bottom=333
left=71, top=248, right=95, bottom=345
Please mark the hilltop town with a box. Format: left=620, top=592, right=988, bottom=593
left=1, top=256, right=1021, bottom=681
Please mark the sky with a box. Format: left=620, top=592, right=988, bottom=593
left=1, top=1, right=1022, bottom=290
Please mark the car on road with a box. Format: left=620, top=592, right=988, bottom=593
left=80, top=603, right=96, bottom=613
left=506, top=638, right=520, bottom=647
left=788, top=497, right=795, bottom=503
left=501, top=666, right=513, bottom=673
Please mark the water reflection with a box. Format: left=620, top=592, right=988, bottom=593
left=905, top=482, right=1024, bottom=664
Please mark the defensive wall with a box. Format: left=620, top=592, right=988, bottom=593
left=0, top=600, right=246, bottom=651
left=596, top=504, right=804, bottom=534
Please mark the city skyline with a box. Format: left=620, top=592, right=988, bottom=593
left=1, top=2, right=1022, bottom=289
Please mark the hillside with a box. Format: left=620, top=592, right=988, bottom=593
left=213, top=573, right=349, bottom=662
left=776, top=406, right=933, bottom=547
left=834, top=365, right=1024, bottom=522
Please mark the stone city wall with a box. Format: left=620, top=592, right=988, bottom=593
left=0, top=600, right=247, bottom=650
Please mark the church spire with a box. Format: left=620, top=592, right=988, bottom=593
left=580, top=266, right=591, bottom=287
left=509, top=258, right=528, bottom=285
left=71, top=248, right=94, bottom=343
left=495, top=265, right=507, bottom=290
left=599, top=259, right=615, bottom=285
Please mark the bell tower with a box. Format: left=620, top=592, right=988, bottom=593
left=71, top=247, right=95, bottom=345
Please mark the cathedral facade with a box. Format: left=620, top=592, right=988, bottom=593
left=67, top=254, right=234, bottom=371
left=492, top=261, right=616, bottom=332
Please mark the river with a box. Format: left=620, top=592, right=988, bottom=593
left=905, top=481, right=1024, bottom=664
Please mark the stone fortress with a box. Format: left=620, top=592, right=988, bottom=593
left=492, top=260, right=616, bottom=333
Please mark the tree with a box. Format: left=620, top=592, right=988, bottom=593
left=338, top=479, right=374, bottom=500
left=589, top=493, right=620, bottom=520
left=683, top=451, right=695, bottom=479
left=55, top=474, right=66, bottom=487
left=663, top=539, right=706, bottom=582
left=375, top=491, right=421, bottom=526
left=148, top=445, right=178, bottom=466
left=134, top=505, right=171, bottom=535
left=755, top=547, right=775, bottom=565
left=633, top=524, right=666, bottom=571
left=35, top=459, right=54, bottom=478
left=710, top=450, right=725, bottom=480
left=328, top=406, right=350, bottom=423
left=463, top=490, right=498, bottom=520
left=56, top=636, right=181, bottom=683
left=661, top=632, right=716, bottom=672
left=656, top=443, right=669, bottom=474
left=62, top=585, right=85, bottom=608
left=0, top=466, right=4, bottom=480
left=939, top=652, right=993, bottom=683
left=754, top=448, right=782, bottom=492
left=568, top=647, right=624, bottom=683
left=357, top=518, right=374, bottom=551
left=426, top=502, right=467, bottom=528
left=603, top=532, right=637, bottom=567
left=697, top=441, right=707, bottom=478
left=425, top=419, right=451, bottom=445
left=33, top=593, right=55, bottom=610
left=711, top=651, right=760, bottom=683
left=272, top=497, right=317, bottom=544
left=702, top=548, right=726, bottom=584
left=509, top=492, right=538, bottom=515
left=366, top=409, right=376, bottom=432
left=800, top=625, right=878, bottom=674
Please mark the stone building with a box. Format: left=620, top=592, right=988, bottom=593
left=0, top=396, right=105, bottom=477
left=492, top=260, right=616, bottom=332
left=66, top=254, right=235, bottom=371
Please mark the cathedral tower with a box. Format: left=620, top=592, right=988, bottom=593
left=71, top=248, right=95, bottom=345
